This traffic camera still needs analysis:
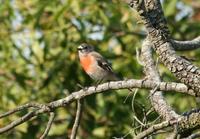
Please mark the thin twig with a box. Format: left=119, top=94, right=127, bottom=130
left=146, top=107, right=154, bottom=116
left=40, top=112, right=55, bottom=139
left=131, top=89, right=138, bottom=114
left=123, top=88, right=135, bottom=103
left=147, top=84, right=160, bottom=99
left=133, top=115, right=145, bottom=127
left=70, top=99, right=84, bottom=139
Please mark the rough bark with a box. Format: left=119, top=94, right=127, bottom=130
left=129, top=0, right=200, bottom=95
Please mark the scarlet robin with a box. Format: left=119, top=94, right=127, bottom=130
left=78, top=43, right=119, bottom=83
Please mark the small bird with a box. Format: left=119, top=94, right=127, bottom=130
left=78, top=43, right=134, bottom=103
left=78, top=43, right=119, bottom=83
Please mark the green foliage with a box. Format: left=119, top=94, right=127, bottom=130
left=0, top=0, right=200, bottom=138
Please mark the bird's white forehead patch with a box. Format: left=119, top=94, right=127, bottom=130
left=78, top=45, right=83, bottom=49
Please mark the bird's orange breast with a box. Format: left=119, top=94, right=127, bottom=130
left=80, top=55, right=94, bottom=73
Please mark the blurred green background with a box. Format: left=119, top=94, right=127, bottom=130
left=0, top=0, right=200, bottom=138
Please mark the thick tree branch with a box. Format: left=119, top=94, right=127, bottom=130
left=141, top=38, right=179, bottom=120
left=46, top=79, right=191, bottom=111
left=48, top=79, right=192, bottom=109
left=129, top=0, right=200, bottom=94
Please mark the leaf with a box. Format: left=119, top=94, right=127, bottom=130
left=99, top=10, right=110, bottom=25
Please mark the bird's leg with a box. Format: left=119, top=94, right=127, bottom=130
left=93, top=78, right=104, bottom=91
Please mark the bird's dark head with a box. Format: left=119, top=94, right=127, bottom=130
left=78, top=43, right=94, bottom=54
